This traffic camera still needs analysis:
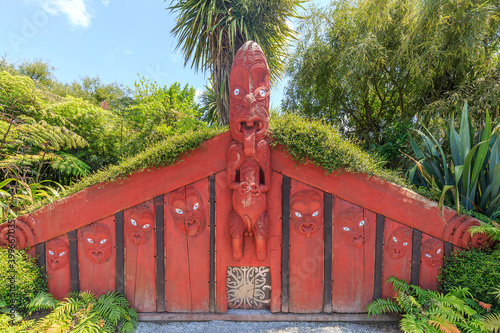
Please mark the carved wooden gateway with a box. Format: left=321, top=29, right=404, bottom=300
left=0, top=41, right=493, bottom=318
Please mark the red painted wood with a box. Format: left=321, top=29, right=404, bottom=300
left=215, top=171, right=282, bottom=313
left=288, top=179, right=324, bottom=313
left=124, top=200, right=156, bottom=312
left=78, top=216, right=116, bottom=296
left=165, top=178, right=210, bottom=312
left=46, top=235, right=71, bottom=300
left=381, top=219, right=412, bottom=298
left=332, top=199, right=376, bottom=313
left=419, top=233, right=444, bottom=291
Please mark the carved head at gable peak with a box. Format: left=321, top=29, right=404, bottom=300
left=229, top=41, right=270, bottom=156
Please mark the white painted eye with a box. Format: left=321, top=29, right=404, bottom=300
left=131, top=219, right=137, bottom=226
left=393, top=237, right=398, bottom=242
left=59, top=251, right=66, bottom=256
left=193, top=203, right=199, bottom=210
left=343, top=227, right=350, bottom=231
left=49, top=250, right=54, bottom=255
left=312, top=211, right=319, bottom=217
left=294, top=212, right=302, bottom=218
left=403, top=242, right=408, bottom=246
left=359, top=220, right=365, bottom=226
left=234, top=88, right=239, bottom=96
left=436, top=249, right=442, bottom=254
left=143, top=224, right=150, bottom=229
left=259, top=89, right=266, bottom=97
left=100, top=239, right=107, bottom=244
left=175, top=208, right=183, bottom=215
left=87, top=238, right=94, bottom=243
left=425, top=253, right=431, bottom=257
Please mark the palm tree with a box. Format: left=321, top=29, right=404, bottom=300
left=168, top=0, right=304, bottom=125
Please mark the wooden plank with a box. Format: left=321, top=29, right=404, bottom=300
left=155, top=195, right=166, bottom=313
left=410, top=230, right=422, bottom=286
left=419, top=234, right=444, bottom=291
left=444, top=242, right=453, bottom=258
left=115, top=211, right=125, bottom=294
left=381, top=219, right=412, bottom=298
left=68, top=230, right=79, bottom=293
left=124, top=201, right=156, bottom=312
left=78, top=216, right=116, bottom=297
left=36, top=242, right=46, bottom=278
left=289, top=179, right=324, bottom=313
left=323, top=193, right=333, bottom=313
left=46, top=235, right=71, bottom=300
left=165, top=179, right=210, bottom=312
left=372, top=214, right=385, bottom=300
left=332, top=199, right=376, bottom=313
left=209, top=174, right=216, bottom=313
left=281, top=175, right=291, bottom=313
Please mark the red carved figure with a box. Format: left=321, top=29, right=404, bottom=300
left=386, top=227, right=412, bottom=259
left=81, top=223, right=112, bottom=264
left=421, top=238, right=443, bottom=267
left=169, top=185, right=207, bottom=237
left=337, top=207, right=366, bottom=248
left=46, top=238, right=69, bottom=270
left=227, top=41, right=272, bottom=261
left=126, top=206, right=153, bottom=246
left=290, top=190, right=323, bottom=238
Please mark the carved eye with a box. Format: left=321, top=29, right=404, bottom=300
left=403, top=242, right=408, bottom=246
left=234, top=88, right=239, bottom=96
left=343, top=227, right=350, bottom=231
left=393, top=237, right=398, bottom=242
left=193, top=203, right=199, bottom=210
left=259, top=89, right=266, bottom=97
left=425, top=253, right=432, bottom=258
left=436, top=249, right=442, bottom=254
left=359, top=220, right=365, bottom=226
left=131, top=219, right=137, bottom=226
left=59, top=251, right=66, bottom=256
left=48, top=250, right=54, bottom=255
left=100, top=239, right=107, bottom=244
left=175, top=208, right=183, bottom=215
left=312, top=211, right=319, bottom=217
left=87, top=238, right=94, bottom=244
left=143, top=224, right=150, bottom=229
left=294, top=212, right=302, bottom=218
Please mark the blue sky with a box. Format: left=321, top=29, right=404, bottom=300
left=0, top=0, right=330, bottom=107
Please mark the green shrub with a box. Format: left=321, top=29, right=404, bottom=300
left=439, top=248, right=500, bottom=312
left=0, top=248, right=46, bottom=315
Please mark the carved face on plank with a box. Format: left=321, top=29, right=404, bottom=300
left=81, top=223, right=112, bottom=264
left=169, top=186, right=206, bottom=237
left=290, top=190, right=323, bottom=238
left=386, top=227, right=411, bottom=259
left=421, top=238, right=443, bottom=267
left=337, top=207, right=365, bottom=248
left=46, top=238, right=69, bottom=270
left=126, top=206, right=153, bottom=246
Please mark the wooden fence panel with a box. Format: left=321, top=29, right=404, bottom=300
left=46, top=235, right=71, bottom=300
left=419, top=233, right=444, bottom=291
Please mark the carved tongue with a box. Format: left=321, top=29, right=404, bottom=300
left=242, top=122, right=257, bottom=156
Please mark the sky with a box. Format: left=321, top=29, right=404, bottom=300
left=0, top=0, right=331, bottom=107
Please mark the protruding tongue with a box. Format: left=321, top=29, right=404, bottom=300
left=242, top=121, right=257, bottom=156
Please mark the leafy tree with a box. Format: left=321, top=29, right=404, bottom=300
left=17, top=59, right=56, bottom=88
left=168, top=0, right=304, bottom=125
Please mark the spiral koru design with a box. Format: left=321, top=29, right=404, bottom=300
left=0, top=215, right=40, bottom=249
left=442, top=215, right=495, bottom=249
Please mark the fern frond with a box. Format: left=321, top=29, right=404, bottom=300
left=27, top=291, right=59, bottom=313
left=482, top=312, right=500, bottom=332
left=366, top=297, right=401, bottom=317
left=428, top=316, right=461, bottom=333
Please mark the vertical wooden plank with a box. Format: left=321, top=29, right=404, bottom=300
left=46, top=235, right=71, bottom=300
left=444, top=242, right=453, bottom=258
left=36, top=242, right=46, bottom=278
left=323, top=193, right=333, bottom=313
left=332, top=199, right=376, bottom=313
left=411, top=229, right=422, bottom=286
left=209, top=174, right=216, bottom=313
left=124, top=201, right=156, bottom=312
left=281, top=175, right=291, bottom=313
left=78, top=216, right=116, bottom=297
left=68, top=230, right=79, bottom=293
left=419, top=234, right=444, bottom=291
left=381, top=219, right=413, bottom=298
left=115, top=211, right=125, bottom=295
left=155, top=195, right=166, bottom=312
left=372, top=214, right=385, bottom=300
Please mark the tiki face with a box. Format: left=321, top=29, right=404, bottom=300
left=290, top=190, right=323, bottom=238
left=421, top=238, right=443, bottom=267
left=169, top=186, right=206, bottom=237
left=81, top=223, right=112, bottom=264
left=126, top=206, right=153, bottom=246
left=386, top=227, right=412, bottom=259
left=337, top=208, right=365, bottom=248
left=46, top=238, right=69, bottom=270
left=229, top=41, right=270, bottom=157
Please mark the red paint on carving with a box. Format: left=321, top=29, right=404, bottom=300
left=169, top=185, right=207, bottom=237
left=0, top=216, right=39, bottom=250
left=419, top=234, right=444, bottom=291
left=46, top=236, right=71, bottom=300
left=81, top=222, right=112, bottom=264
left=290, top=189, right=322, bottom=239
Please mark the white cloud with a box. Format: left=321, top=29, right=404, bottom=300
left=38, top=0, right=92, bottom=28
left=195, top=88, right=203, bottom=102
left=102, top=0, right=109, bottom=6
left=123, top=49, right=133, bottom=55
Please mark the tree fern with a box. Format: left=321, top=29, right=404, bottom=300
left=27, top=291, right=59, bottom=313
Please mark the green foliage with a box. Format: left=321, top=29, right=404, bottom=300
left=0, top=248, right=46, bottom=315
left=482, top=287, right=500, bottom=332
left=439, top=248, right=500, bottom=312
left=0, top=314, right=35, bottom=333
left=367, top=277, right=487, bottom=332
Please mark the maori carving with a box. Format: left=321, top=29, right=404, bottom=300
left=0, top=215, right=40, bottom=249
left=169, top=186, right=206, bottom=236
left=337, top=207, right=366, bottom=248
left=443, top=215, right=494, bottom=249
left=126, top=205, right=153, bottom=246
left=290, top=190, right=323, bottom=238
left=46, top=238, right=69, bottom=271
left=226, top=266, right=271, bottom=309
left=386, top=227, right=411, bottom=259
left=421, top=238, right=443, bottom=267
left=227, top=41, right=271, bottom=261
left=81, top=223, right=112, bottom=264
